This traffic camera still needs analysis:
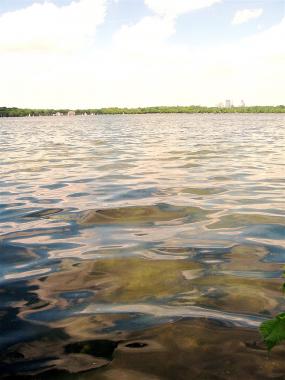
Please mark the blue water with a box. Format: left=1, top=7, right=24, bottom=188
left=0, top=114, right=284, bottom=379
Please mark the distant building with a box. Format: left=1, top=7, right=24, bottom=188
left=217, top=102, right=224, bottom=108
left=225, top=99, right=232, bottom=108
left=67, top=110, right=76, bottom=116
left=240, top=100, right=245, bottom=107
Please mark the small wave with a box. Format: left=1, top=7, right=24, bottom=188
left=81, top=303, right=263, bottom=328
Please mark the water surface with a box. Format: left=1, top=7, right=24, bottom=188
left=0, top=114, right=285, bottom=379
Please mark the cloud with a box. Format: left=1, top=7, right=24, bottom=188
left=0, top=0, right=106, bottom=53
left=87, top=15, right=285, bottom=108
left=113, top=16, right=175, bottom=52
left=145, top=0, right=221, bottom=19
left=232, top=8, right=263, bottom=25
left=113, top=0, right=222, bottom=56
left=0, top=1, right=284, bottom=108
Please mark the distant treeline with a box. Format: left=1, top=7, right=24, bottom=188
left=1, top=105, right=284, bottom=117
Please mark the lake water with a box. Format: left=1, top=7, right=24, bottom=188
left=0, top=114, right=285, bottom=379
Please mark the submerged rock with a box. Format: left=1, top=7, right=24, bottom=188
left=23, top=203, right=212, bottom=227
left=75, top=203, right=211, bottom=226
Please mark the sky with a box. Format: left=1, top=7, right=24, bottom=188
left=0, top=0, right=284, bottom=108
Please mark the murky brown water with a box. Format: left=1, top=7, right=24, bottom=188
left=0, top=114, right=285, bottom=379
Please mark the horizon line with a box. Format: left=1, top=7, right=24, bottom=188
left=1, top=104, right=284, bottom=110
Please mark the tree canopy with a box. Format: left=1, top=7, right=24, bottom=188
left=1, top=105, right=284, bottom=117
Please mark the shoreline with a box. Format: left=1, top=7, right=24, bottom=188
left=1, top=105, right=284, bottom=117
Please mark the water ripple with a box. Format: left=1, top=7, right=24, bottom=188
left=1, top=114, right=285, bottom=377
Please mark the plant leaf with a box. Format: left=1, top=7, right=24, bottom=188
left=260, top=313, right=285, bottom=350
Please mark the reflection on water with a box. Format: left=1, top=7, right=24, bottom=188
left=0, top=114, right=285, bottom=379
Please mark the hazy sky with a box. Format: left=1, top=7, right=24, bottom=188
left=0, top=0, right=284, bottom=108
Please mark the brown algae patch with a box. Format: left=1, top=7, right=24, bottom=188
left=220, top=245, right=280, bottom=272
left=208, top=212, right=285, bottom=229
left=29, top=248, right=284, bottom=318
left=25, top=204, right=212, bottom=226
left=191, top=274, right=283, bottom=315
left=74, top=203, right=211, bottom=226
left=182, top=187, right=226, bottom=195
left=31, top=258, right=202, bottom=305
left=170, top=245, right=284, bottom=316
left=90, top=258, right=202, bottom=302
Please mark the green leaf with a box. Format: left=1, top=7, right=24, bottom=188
left=260, top=313, right=285, bottom=350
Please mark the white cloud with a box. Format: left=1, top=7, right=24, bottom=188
left=112, top=0, right=221, bottom=63
left=113, top=16, right=175, bottom=52
left=145, top=0, right=221, bottom=19
left=86, top=15, right=285, bottom=107
left=0, top=1, right=284, bottom=108
left=0, top=0, right=106, bottom=53
left=232, top=8, right=263, bottom=25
